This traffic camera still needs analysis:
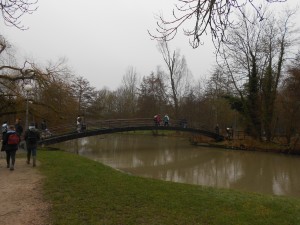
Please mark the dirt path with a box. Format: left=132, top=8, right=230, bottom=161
left=0, top=152, right=50, bottom=225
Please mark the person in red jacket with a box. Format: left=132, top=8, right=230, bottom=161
left=2, top=125, right=20, bottom=170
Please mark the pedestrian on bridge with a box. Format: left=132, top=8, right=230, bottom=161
left=41, top=119, right=47, bottom=131
left=77, top=116, right=82, bottom=133
left=226, top=126, right=233, bottom=140
left=215, top=124, right=219, bottom=135
left=154, top=114, right=162, bottom=126
left=163, top=114, right=169, bottom=126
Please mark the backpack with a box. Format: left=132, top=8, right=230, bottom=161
left=7, top=133, right=20, bottom=145
left=28, top=130, right=38, bottom=144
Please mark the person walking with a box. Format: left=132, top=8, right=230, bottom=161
left=41, top=119, right=47, bottom=131
left=2, top=121, right=8, bottom=139
left=2, top=125, right=20, bottom=170
left=163, top=114, right=169, bottom=126
left=14, top=118, right=24, bottom=149
left=77, top=115, right=82, bottom=133
left=40, top=119, right=50, bottom=138
left=153, top=114, right=162, bottom=126
left=15, top=118, right=23, bottom=137
left=24, top=123, right=40, bottom=167
left=157, top=114, right=162, bottom=126
left=215, top=124, right=219, bottom=135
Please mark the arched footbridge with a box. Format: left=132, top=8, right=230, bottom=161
left=38, top=118, right=224, bottom=145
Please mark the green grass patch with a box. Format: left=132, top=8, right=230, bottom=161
left=38, top=150, right=300, bottom=225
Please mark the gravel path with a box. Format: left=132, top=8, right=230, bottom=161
left=0, top=152, right=50, bottom=225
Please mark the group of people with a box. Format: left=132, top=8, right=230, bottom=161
left=153, top=114, right=170, bottom=126
left=1, top=118, right=40, bottom=171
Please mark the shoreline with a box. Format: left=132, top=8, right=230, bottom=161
left=192, top=141, right=300, bottom=155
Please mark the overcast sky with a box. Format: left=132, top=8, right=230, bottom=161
left=0, top=0, right=299, bottom=90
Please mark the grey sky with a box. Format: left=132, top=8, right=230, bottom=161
left=1, top=0, right=298, bottom=90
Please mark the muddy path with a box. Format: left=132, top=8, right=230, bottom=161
left=0, top=153, right=50, bottom=225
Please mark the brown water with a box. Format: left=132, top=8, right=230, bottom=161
left=51, top=134, right=300, bottom=198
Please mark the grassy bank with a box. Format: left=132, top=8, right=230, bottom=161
left=38, top=150, right=300, bottom=225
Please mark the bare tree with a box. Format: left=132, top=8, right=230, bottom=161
left=0, top=43, right=71, bottom=89
left=278, top=52, right=300, bottom=145
left=157, top=38, right=192, bottom=117
left=206, top=66, right=234, bottom=97
left=87, top=88, right=121, bottom=119
left=219, top=9, right=298, bottom=140
left=36, top=78, right=78, bottom=126
left=0, top=35, right=75, bottom=120
left=0, top=0, right=38, bottom=29
left=150, top=0, right=287, bottom=48
left=120, top=66, right=139, bottom=117
left=137, top=70, right=168, bottom=117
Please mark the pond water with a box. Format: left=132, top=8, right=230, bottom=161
left=50, top=134, right=300, bottom=198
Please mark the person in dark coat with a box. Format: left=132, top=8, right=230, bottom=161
left=215, top=124, right=219, bottom=135
left=2, top=125, right=20, bottom=170
left=24, top=123, right=40, bottom=167
left=2, top=120, right=8, bottom=139
left=15, top=118, right=24, bottom=137
left=41, top=119, right=47, bottom=131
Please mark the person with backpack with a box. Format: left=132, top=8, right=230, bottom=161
left=2, top=125, right=20, bottom=170
left=24, top=123, right=40, bottom=167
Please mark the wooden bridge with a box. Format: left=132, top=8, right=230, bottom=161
left=38, top=118, right=224, bottom=145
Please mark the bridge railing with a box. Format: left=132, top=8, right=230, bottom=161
left=42, top=118, right=217, bottom=138
left=44, top=118, right=155, bottom=138
left=86, top=118, right=155, bottom=130
left=85, top=118, right=211, bottom=130
left=38, top=118, right=225, bottom=144
left=42, top=124, right=76, bottom=137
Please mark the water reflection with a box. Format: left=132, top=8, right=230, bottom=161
left=51, top=134, right=300, bottom=198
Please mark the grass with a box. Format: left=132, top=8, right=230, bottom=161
left=38, top=150, right=300, bottom=225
